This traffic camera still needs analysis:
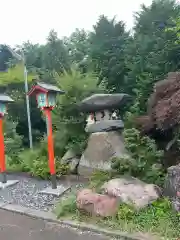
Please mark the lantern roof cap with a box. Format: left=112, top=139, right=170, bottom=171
left=37, top=82, right=65, bottom=93
left=77, top=93, right=131, bottom=112
left=28, top=81, right=65, bottom=96
left=0, top=94, right=14, bottom=103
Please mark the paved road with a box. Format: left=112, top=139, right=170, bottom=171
left=0, top=209, right=109, bottom=240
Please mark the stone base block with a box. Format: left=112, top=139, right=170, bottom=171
left=40, top=185, right=70, bottom=196
left=0, top=180, right=19, bottom=189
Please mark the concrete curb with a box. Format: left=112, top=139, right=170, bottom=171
left=0, top=203, right=154, bottom=240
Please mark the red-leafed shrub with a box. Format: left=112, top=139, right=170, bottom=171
left=137, top=72, right=180, bottom=132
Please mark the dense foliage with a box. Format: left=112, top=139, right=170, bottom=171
left=111, top=128, right=165, bottom=185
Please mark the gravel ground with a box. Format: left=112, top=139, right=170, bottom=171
left=0, top=174, right=83, bottom=212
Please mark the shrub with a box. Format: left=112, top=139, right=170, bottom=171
left=117, top=203, right=135, bottom=221
left=6, top=155, right=24, bottom=172
left=117, top=198, right=172, bottom=222
left=4, top=120, right=23, bottom=164
left=54, top=194, right=77, bottom=218
left=18, top=141, right=69, bottom=179
left=116, top=198, right=180, bottom=238
left=89, top=170, right=112, bottom=191
left=29, top=155, right=50, bottom=179
left=132, top=198, right=180, bottom=237
left=18, top=149, right=35, bottom=171
left=111, top=128, right=165, bottom=185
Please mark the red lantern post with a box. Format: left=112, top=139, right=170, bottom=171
left=44, top=108, right=56, bottom=188
left=0, top=94, right=14, bottom=183
left=28, top=82, right=65, bottom=189
left=0, top=117, right=6, bottom=182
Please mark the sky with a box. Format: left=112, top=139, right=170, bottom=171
left=0, top=0, right=153, bottom=46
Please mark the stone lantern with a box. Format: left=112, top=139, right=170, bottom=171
left=77, top=93, right=131, bottom=177
left=0, top=94, right=13, bottom=117
left=28, top=82, right=65, bottom=190
left=28, top=82, right=65, bottom=110
left=0, top=94, right=19, bottom=187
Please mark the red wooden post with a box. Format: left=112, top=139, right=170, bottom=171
left=44, top=108, right=57, bottom=189
left=27, top=82, right=65, bottom=189
left=0, top=117, right=6, bottom=183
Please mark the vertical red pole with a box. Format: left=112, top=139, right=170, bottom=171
left=0, top=117, right=6, bottom=183
left=45, top=109, right=57, bottom=189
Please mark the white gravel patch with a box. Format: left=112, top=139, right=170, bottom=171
left=0, top=174, right=83, bottom=212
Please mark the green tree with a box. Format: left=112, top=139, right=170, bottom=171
left=167, top=17, right=180, bottom=41
left=42, top=30, right=70, bottom=73
left=64, top=29, right=91, bottom=73
left=64, top=28, right=90, bottom=64
left=0, top=45, right=13, bottom=71
left=89, top=15, right=130, bottom=93
left=19, top=41, right=44, bottom=70
left=125, top=0, right=180, bottom=113
left=134, top=0, right=180, bottom=34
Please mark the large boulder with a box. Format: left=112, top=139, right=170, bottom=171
left=61, top=149, right=77, bottom=163
left=164, top=164, right=180, bottom=211
left=61, top=149, right=80, bottom=174
left=85, top=120, right=124, bottom=133
left=101, top=177, right=161, bottom=209
left=164, top=164, right=180, bottom=197
left=78, top=93, right=131, bottom=113
left=76, top=189, right=118, bottom=217
left=79, top=131, right=127, bottom=176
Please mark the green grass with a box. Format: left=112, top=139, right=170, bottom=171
left=54, top=195, right=180, bottom=240
left=88, top=170, right=113, bottom=192
left=53, top=194, right=77, bottom=218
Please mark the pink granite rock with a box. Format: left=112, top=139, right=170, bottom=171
left=76, top=189, right=118, bottom=217
left=101, top=177, right=160, bottom=209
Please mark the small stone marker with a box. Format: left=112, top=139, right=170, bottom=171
left=40, top=185, right=70, bottom=196
left=0, top=180, right=19, bottom=189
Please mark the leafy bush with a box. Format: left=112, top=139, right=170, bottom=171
left=54, top=194, right=77, bottom=218
left=116, top=198, right=180, bottom=238
left=117, top=198, right=172, bottom=222
left=89, top=170, right=112, bottom=191
left=6, top=155, right=24, bottom=172
left=4, top=120, right=23, bottom=164
left=18, top=141, right=69, bottom=179
left=29, top=155, right=50, bottom=179
left=111, top=128, right=165, bottom=185
left=117, top=203, right=135, bottom=221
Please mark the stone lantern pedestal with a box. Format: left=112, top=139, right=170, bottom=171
left=79, top=131, right=127, bottom=177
